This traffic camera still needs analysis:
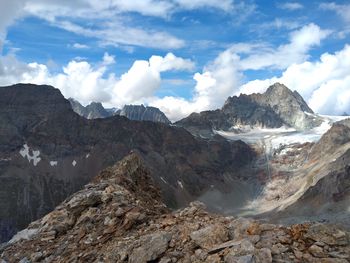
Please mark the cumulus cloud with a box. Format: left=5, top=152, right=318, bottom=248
left=239, top=45, right=350, bottom=115
left=149, top=24, right=331, bottom=120
left=0, top=52, right=195, bottom=110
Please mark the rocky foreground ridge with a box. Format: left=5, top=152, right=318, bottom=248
left=1, top=154, right=349, bottom=263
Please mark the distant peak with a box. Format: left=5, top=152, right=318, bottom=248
left=265, top=82, right=293, bottom=94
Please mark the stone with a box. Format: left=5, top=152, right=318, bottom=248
left=254, top=248, right=272, bottom=263
left=228, top=218, right=254, bottom=240
left=271, top=243, right=289, bottom=255
left=308, top=244, right=325, bottom=258
left=129, top=232, right=172, bottom=263
left=190, top=224, right=229, bottom=249
left=225, top=254, right=254, bottom=263
left=305, top=224, right=349, bottom=246
left=30, top=252, right=43, bottom=262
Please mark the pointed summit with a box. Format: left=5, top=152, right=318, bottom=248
left=250, top=82, right=320, bottom=129
left=263, top=83, right=313, bottom=114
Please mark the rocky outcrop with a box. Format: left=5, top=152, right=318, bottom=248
left=117, top=104, right=171, bottom=124
left=69, top=99, right=171, bottom=124
left=1, top=154, right=349, bottom=263
left=176, top=83, right=322, bottom=137
left=250, top=83, right=322, bottom=130
left=0, top=84, right=255, bottom=242
left=68, top=99, right=112, bottom=119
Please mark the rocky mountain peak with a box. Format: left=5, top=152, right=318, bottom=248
left=68, top=98, right=111, bottom=119
left=177, top=82, right=321, bottom=136
left=262, top=82, right=314, bottom=114
left=119, top=104, right=171, bottom=124
left=1, top=83, right=73, bottom=117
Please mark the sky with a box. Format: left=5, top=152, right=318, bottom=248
left=0, top=0, right=349, bottom=121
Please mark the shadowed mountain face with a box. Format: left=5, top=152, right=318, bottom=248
left=69, top=98, right=171, bottom=124
left=68, top=99, right=111, bottom=119
left=176, top=83, right=322, bottom=137
left=0, top=84, right=255, bottom=242
left=117, top=104, right=171, bottom=124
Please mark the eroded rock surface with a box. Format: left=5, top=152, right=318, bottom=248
left=2, top=154, right=349, bottom=263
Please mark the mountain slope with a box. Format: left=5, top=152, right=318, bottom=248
left=176, top=83, right=322, bottom=137
left=117, top=104, right=171, bottom=124
left=2, top=154, right=349, bottom=263
left=0, top=83, right=254, bottom=242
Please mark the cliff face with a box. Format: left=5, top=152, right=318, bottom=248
left=2, top=154, right=349, bottom=263
left=0, top=84, right=255, bottom=242
left=69, top=99, right=171, bottom=124
left=68, top=99, right=112, bottom=119
left=250, top=83, right=321, bottom=130
left=117, top=105, right=171, bottom=124
left=176, top=83, right=322, bottom=137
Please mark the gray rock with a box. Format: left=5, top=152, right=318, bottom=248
left=254, top=248, right=272, bottom=263
left=305, top=224, right=349, bottom=246
left=308, top=244, right=325, bottom=258
left=225, top=254, right=254, bottom=263
left=190, top=224, right=229, bottom=249
left=129, top=231, right=172, bottom=263
left=117, top=104, right=171, bottom=124
left=69, top=98, right=112, bottom=119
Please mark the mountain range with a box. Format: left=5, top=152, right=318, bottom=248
left=0, top=82, right=350, bottom=262
left=69, top=98, right=171, bottom=124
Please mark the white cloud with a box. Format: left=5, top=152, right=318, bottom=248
left=0, top=0, right=26, bottom=47
left=72, top=43, right=89, bottom=49
left=239, top=44, right=350, bottom=115
left=149, top=53, right=195, bottom=72
left=102, top=52, right=116, bottom=65
left=0, top=0, right=253, bottom=51
left=147, top=24, right=332, bottom=120
left=0, top=52, right=195, bottom=112
left=174, top=0, right=234, bottom=11
left=237, top=23, right=331, bottom=70
left=320, top=2, right=350, bottom=22
left=56, top=20, right=185, bottom=50
left=278, top=2, right=304, bottom=11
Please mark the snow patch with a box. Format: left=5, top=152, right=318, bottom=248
left=9, top=228, right=39, bottom=244
left=72, top=160, right=77, bottom=167
left=177, top=180, right=184, bottom=189
left=19, top=144, right=41, bottom=166
left=50, top=161, right=58, bottom=166
left=85, top=153, right=90, bottom=159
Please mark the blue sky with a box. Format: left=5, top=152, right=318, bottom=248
left=0, top=0, right=350, bottom=120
